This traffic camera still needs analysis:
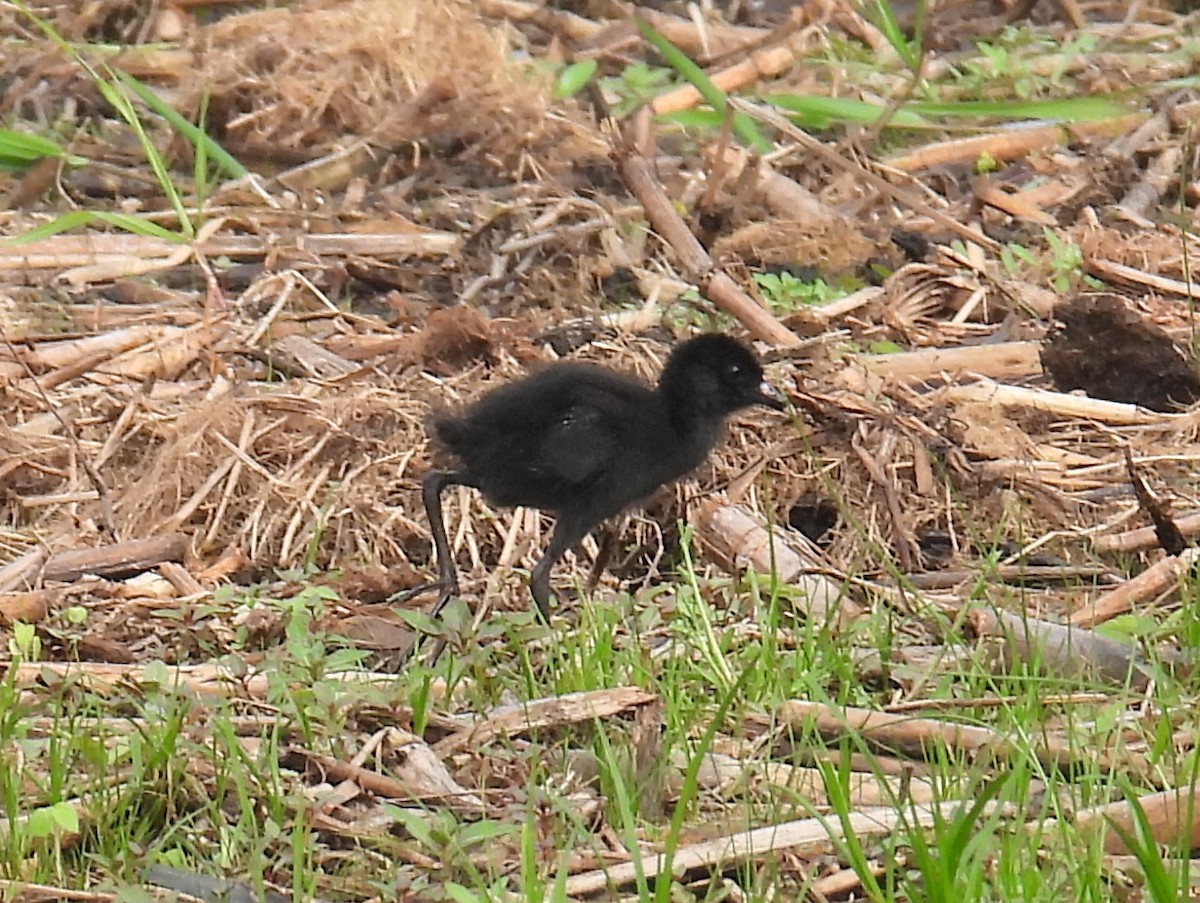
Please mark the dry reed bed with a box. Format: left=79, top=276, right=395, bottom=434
left=3, top=0, right=1200, bottom=895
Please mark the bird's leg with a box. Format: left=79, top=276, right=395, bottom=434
left=391, top=471, right=473, bottom=670
left=421, top=469, right=471, bottom=619
left=585, top=518, right=623, bottom=594
left=530, top=510, right=592, bottom=621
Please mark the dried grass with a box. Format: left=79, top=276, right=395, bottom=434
left=191, top=0, right=550, bottom=157
left=1, top=0, right=1199, bottom=645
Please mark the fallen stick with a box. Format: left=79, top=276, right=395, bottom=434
left=607, top=111, right=798, bottom=346
left=941, top=379, right=1180, bottom=425
left=42, top=534, right=188, bottom=583
left=1073, top=784, right=1200, bottom=855
left=564, top=800, right=999, bottom=896
left=1068, top=548, right=1200, bottom=628
left=0, top=548, right=48, bottom=592
left=434, top=686, right=657, bottom=756
left=1092, top=509, right=1200, bottom=553
left=967, top=606, right=1171, bottom=691
left=843, top=341, right=1043, bottom=386
left=695, top=498, right=862, bottom=630
left=780, top=699, right=1152, bottom=779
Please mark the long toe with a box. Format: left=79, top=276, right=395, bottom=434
left=396, top=580, right=460, bottom=668
left=390, top=580, right=441, bottom=605
left=427, top=580, right=460, bottom=622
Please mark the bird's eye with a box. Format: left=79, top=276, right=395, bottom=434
left=726, top=363, right=742, bottom=376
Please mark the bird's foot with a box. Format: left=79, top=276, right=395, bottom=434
left=530, top=586, right=586, bottom=624
left=389, top=580, right=440, bottom=606
left=395, top=580, right=462, bottom=669
left=391, top=577, right=462, bottom=616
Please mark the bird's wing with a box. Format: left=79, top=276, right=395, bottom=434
left=531, top=400, right=620, bottom=487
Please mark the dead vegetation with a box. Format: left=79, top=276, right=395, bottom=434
left=3, top=0, right=1200, bottom=898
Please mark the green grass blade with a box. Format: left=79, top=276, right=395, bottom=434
left=10, top=2, right=198, bottom=239
left=941, top=772, right=1012, bottom=871
left=93, top=69, right=193, bottom=239
left=814, top=751, right=889, bottom=902
left=89, top=211, right=190, bottom=241
left=655, top=666, right=754, bottom=903
left=906, top=95, right=1131, bottom=121
left=4, top=210, right=189, bottom=245
left=765, top=93, right=1128, bottom=130
left=766, top=94, right=930, bottom=128
left=863, top=0, right=921, bottom=70
left=593, top=725, right=650, bottom=901
left=554, top=59, right=598, bottom=99
left=633, top=16, right=771, bottom=153
left=1107, top=787, right=1184, bottom=903
left=0, top=128, right=87, bottom=171
left=114, top=68, right=246, bottom=179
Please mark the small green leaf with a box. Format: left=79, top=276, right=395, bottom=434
left=458, top=820, right=518, bottom=847
left=142, top=660, right=172, bottom=687
left=25, top=807, right=57, bottom=839
left=385, top=805, right=436, bottom=848
left=1092, top=614, right=1153, bottom=645
left=975, top=151, right=999, bottom=173
left=554, top=59, right=598, bottom=98
left=25, top=802, right=78, bottom=839
left=445, top=885, right=485, bottom=903
left=63, top=606, right=89, bottom=625
left=9, top=621, right=39, bottom=659
left=0, top=128, right=86, bottom=171
left=48, top=801, right=80, bottom=833
left=391, top=607, right=448, bottom=638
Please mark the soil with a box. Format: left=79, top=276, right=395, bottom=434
left=1042, top=292, right=1200, bottom=411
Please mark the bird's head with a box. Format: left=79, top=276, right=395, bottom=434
left=661, top=334, right=786, bottom=418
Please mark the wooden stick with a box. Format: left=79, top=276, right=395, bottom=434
left=42, top=534, right=188, bottom=583
left=967, top=607, right=1169, bottom=691
left=1068, top=548, right=1200, bottom=628
left=695, top=498, right=862, bottom=630
left=780, top=698, right=1152, bottom=777
left=1093, top=510, right=1200, bottom=553
left=564, top=800, right=995, bottom=896
left=607, top=112, right=798, bottom=346
left=1073, top=785, right=1200, bottom=855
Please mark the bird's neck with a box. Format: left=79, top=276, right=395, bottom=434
left=660, top=382, right=724, bottom=439
left=665, top=404, right=708, bottom=433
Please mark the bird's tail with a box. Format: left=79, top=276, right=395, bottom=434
left=427, top=410, right=470, bottom=454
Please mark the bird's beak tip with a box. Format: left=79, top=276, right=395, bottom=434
left=759, top=381, right=787, bottom=411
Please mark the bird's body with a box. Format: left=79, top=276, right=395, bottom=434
left=433, top=364, right=716, bottom=517
left=422, top=334, right=784, bottom=617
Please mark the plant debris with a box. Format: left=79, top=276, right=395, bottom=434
left=4, top=0, right=1200, bottom=897
left=1041, top=292, right=1200, bottom=411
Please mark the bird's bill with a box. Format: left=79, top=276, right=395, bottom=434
left=756, top=381, right=787, bottom=410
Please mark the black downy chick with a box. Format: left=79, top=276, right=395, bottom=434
left=422, top=334, right=785, bottom=618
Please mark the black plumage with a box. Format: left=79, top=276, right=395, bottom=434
left=422, top=334, right=785, bottom=618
